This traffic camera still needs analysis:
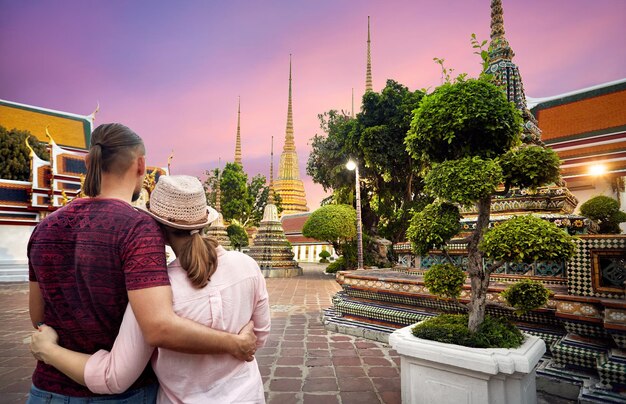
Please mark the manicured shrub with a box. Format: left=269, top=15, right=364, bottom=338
left=411, top=314, right=524, bottom=348
left=325, top=257, right=347, bottom=273
left=501, top=279, right=551, bottom=315
left=424, top=263, right=466, bottom=299
left=406, top=202, right=461, bottom=255
left=580, top=195, right=626, bottom=234
left=319, top=250, right=331, bottom=263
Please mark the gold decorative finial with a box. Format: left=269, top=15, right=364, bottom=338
left=167, top=150, right=174, bottom=174
left=60, top=190, right=69, bottom=206
left=90, top=102, right=100, bottom=123
left=45, top=127, right=57, bottom=145
left=24, top=136, right=36, bottom=157
left=365, top=16, right=373, bottom=92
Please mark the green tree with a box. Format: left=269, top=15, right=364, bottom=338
left=307, top=80, right=427, bottom=242
left=227, top=224, right=249, bottom=251
left=0, top=126, right=50, bottom=181
left=203, top=163, right=281, bottom=228
left=405, top=77, right=575, bottom=333
left=302, top=204, right=356, bottom=265
left=579, top=195, right=626, bottom=234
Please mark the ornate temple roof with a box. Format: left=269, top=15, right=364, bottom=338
left=529, top=79, right=626, bottom=179
left=274, top=55, right=309, bottom=215
left=0, top=99, right=95, bottom=150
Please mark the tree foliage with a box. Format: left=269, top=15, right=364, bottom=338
left=203, top=163, right=281, bottom=228
left=480, top=215, right=576, bottom=263
left=423, top=263, right=466, bottom=299
left=500, top=144, right=561, bottom=189
left=424, top=157, right=502, bottom=206
left=227, top=224, right=249, bottom=251
left=501, top=279, right=552, bottom=316
left=406, top=79, right=522, bottom=163
left=306, top=80, right=427, bottom=242
left=302, top=204, right=356, bottom=255
left=406, top=202, right=461, bottom=256
left=0, top=126, right=50, bottom=181
left=579, top=195, right=626, bottom=234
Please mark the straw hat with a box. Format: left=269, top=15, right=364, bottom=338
left=141, top=175, right=219, bottom=231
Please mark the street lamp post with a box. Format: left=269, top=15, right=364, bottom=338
left=346, top=159, right=363, bottom=270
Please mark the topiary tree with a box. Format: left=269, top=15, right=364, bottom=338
left=579, top=195, right=626, bottom=234
left=319, top=250, right=331, bottom=263
left=405, top=77, right=576, bottom=333
left=227, top=224, right=249, bottom=251
left=303, top=204, right=356, bottom=267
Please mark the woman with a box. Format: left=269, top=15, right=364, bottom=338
left=31, top=175, right=270, bottom=404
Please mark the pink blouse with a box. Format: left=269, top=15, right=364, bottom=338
left=83, top=246, right=270, bottom=404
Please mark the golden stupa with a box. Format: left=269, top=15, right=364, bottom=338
left=273, top=55, right=309, bottom=215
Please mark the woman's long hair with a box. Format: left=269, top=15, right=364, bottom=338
left=84, top=123, right=145, bottom=197
left=167, top=229, right=219, bottom=288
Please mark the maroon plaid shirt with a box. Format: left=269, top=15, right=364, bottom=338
left=28, top=198, right=170, bottom=396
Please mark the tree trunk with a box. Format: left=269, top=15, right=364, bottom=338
left=467, top=196, right=492, bottom=333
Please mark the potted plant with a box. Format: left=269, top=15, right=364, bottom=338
left=390, top=73, right=576, bottom=403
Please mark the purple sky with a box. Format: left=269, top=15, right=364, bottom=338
left=2, top=0, right=625, bottom=209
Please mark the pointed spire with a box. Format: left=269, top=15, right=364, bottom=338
left=488, top=0, right=514, bottom=61
left=365, top=16, right=373, bottom=92
left=234, top=97, right=242, bottom=165
left=284, top=55, right=295, bottom=152
left=268, top=136, right=275, bottom=204
left=216, top=157, right=222, bottom=212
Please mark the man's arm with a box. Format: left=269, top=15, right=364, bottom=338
left=128, top=285, right=256, bottom=360
left=29, top=281, right=44, bottom=329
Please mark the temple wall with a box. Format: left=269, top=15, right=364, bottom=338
left=0, top=225, right=34, bottom=282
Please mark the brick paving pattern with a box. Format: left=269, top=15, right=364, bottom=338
left=0, top=263, right=569, bottom=403
left=0, top=264, right=402, bottom=403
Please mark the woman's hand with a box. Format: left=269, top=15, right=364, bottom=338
left=30, top=324, right=59, bottom=364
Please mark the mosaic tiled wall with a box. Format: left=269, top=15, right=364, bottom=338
left=567, top=235, right=626, bottom=298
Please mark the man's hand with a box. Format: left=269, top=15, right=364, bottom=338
left=30, top=324, right=59, bottom=364
left=234, top=321, right=257, bottom=362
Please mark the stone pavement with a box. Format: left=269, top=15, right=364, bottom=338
left=0, top=263, right=570, bottom=403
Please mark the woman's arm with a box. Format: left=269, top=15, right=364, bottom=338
left=30, top=325, right=89, bottom=385
left=30, top=304, right=155, bottom=394
left=28, top=281, right=44, bottom=329
left=252, top=272, right=271, bottom=348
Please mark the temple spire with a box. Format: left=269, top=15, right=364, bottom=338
left=488, top=0, right=514, bottom=62
left=268, top=136, right=275, bottom=204
left=486, top=0, right=541, bottom=143
left=216, top=157, right=222, bottom=212
left=234, top=97, right=242, bottom=165
left=274, top=55, right=309, bottom=214
left=365, top=16, right=373, bottom=92
left=284, top=55, right=295, bottom=152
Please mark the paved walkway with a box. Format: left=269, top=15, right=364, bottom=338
left=0, top=263, right=570, bottom=403
left=0, top=264, right=401, bottom=404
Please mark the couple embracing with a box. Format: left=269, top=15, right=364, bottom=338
left=27, top=123, right=270, bottom=403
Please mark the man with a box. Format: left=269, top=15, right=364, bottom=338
left=28, top=123, right=256, bottom=402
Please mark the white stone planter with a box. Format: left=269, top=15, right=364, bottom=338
left=389, top=323, right=546, bottom=404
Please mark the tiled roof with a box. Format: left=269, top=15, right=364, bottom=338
left=281, top=212, right=311, bottom=234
